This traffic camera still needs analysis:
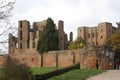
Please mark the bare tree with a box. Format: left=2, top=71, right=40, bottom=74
left=0, top=0, right=16, bottom=54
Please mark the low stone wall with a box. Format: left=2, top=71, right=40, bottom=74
left=42, top=49, right=81, bottom=67
left=0, top=55, right=5, bottom=67
left=0, top=48, right=114, bottom=70
left=80, top=48, right=114, bottom=69
left=10, top=53, right=41, bottom=67
left=43, top=52, right=57, bottom=67
left=9, top=49, right=82, bottom=68
left=80, top=50, right=97, bottom=69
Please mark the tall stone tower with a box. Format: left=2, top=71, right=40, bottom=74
left=69, top=32, right=73, bottom=42
left=58, top=20, right=65, bottom=50
left=18, top=20, right=30, bottom=52
left=116, top=22, right=120, bottom=31
left=8, top=33, right=17, bottom=54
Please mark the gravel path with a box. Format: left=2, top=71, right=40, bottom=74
left=86, top=70, right=120, bottom=80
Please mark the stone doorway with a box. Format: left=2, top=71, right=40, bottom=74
left=96, top=59, right=99, bottom=69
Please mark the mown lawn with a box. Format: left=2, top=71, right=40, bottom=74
left=0, top=68, right=2, bottom=73
left=0, top=67, right=57, bottom=75
left=0, top=67, right=104, bottom=80
left=48, top=69, right=104, bottom=80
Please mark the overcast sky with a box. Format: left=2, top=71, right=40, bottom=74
left=11, top=0, right=120, bottom=40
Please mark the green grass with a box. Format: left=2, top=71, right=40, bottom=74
left=0, top=68, right=2, bottom=73
left=0, top=67, right=104, bottom=80
left=0, top=67, right=57, bottom=75
left=31, top=67, right=58, bottom=75
left=48, top=69, right=104, bottom=80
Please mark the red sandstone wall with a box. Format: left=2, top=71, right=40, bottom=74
left=3, top=49, right=113, bottom=70
left=58, top=50, right=74, bottom=67
left=10, top=50, right=80, bottom=68
left=75, top=49, right=81, bottom=63
left=0, top=55, right=5, bottom=67
left=80, top=52, right=97, bottom=69
left=42, top=49, right=81, bottom=68
left=10, top=53, right=41, bottom=67
left=43, top=52, right=57, bottom=67
left=99, top=58, right=113, bottom=70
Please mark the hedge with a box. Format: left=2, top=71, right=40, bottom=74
left=33, top=63, right=80, bottom=80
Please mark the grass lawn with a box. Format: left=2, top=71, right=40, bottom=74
left=48, top=69, right=104, bottom=80
left=1, top=67, right=104, bottom=80
left=0, top=67, right=57, bottom=75
left=31, top=67, right=58, bottom=75
left=0, top=68, right=2, bottom=73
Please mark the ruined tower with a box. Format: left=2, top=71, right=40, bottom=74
left=69, top=32, right=73, bottom=42
left=58, top=20, right=65, bottom=50
left=77, top=22, right=117, bottom=46
left=9, top=19, right=68, bottom=54
left=18, top=20, right=30, bottom=52
left=8, top=33, right=17, bottom=54
left=116, top=22, right=120, bottom=31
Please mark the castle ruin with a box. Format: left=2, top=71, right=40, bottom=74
left=9, top=20, right=72, bottom=54
left=0, top=20, right=116, bottom=69
left=77, top=22, right=118, bottom=46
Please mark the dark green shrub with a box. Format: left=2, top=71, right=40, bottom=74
left=0, top=56, right=33, bottom=80
left=34, top=63, right=80, bottom=80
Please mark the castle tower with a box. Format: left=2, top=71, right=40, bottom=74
left=97, top=22, right=112, bottom=45
left=69, top=32, right=73, bottom=42
left=8, top=33, right=17, bottom=54
left=116, top=22, right=120, bottom=31
left=77, top=27, right=87, bottom=44
left=9, top=33, right=14, bottom=54
left=33, top=22, right=37, bottom=40
left=58, top=20, right=65, bottom=50
left=18, top=20, right=30, bottom=52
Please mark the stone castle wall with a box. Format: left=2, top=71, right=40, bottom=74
left=7, top=48, right=114, bottom=70
left=42, top=50, right=80, bottom=67
left=77, top=22, right=118, bottom=46
left=6, top=20, right=116, bottom=69
left=9, top=49, right=81, bottom=68
left=9, top=52, right=41, bottom=67
left=0, top=55, right=5, bottom=67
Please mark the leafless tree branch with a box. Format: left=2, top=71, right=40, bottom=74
left=0, top=0, right=16, bottom=54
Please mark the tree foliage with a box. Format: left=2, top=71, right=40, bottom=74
left=0, top=56, right=32, bottom=80
left=106, top=31, right=120, bottom=51
left=68, top=37, right=85, bottom=50
left=37, top=18, right=59, bottom=53
left=106, top=31, right=120, bottom=60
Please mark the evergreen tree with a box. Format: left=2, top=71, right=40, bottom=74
left=37, top=18, right=59, bottom=53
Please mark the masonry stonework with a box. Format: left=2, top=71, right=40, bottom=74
left=77, top=22, right=118, bottom=46
left=39, top=49, right=81, bottom=68
left=0, top=55, right=5, bottom=67
left=9, top=52, right=41, bottom=67
left=80, top=47, right=114, bottom=69
left=9, top=19, right=70, bottom=55
left=43, top=52, right=57, bottom=67
left=3, top=20, right=116, bottom=70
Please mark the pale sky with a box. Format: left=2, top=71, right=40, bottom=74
left=1, top=0, right=120, bottom=54
left=11, top=0, right=120, bottom=40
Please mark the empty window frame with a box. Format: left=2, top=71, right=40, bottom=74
left=20, top=43, right=22, bottom=49
left=20, top=31, right=22, bottom=40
